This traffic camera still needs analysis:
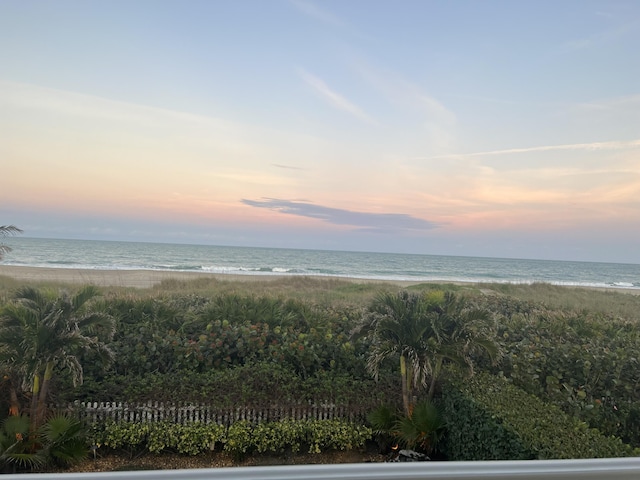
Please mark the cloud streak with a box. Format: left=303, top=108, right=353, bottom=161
left=558, top=21, right=638, bottom=54
left=421, top=139, right=640, bottom=160
left=288, top=0, right=345, bottom=28
left=298, top=69, right=377, bottom=125
left=242, top=198, right=439, bottom=233
left=272, top=163, right=307, bottom=171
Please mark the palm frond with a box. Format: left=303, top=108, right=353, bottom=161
left=72, top=285, right=101, bottom=311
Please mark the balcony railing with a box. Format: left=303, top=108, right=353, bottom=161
left=7, top=457, right=640, bottom=480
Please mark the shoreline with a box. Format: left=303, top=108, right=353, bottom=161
left=1, top=265, right=639, bottom=294
left=0, top=265, right=428, bottom=289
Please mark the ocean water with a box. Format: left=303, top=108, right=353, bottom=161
left=1, top=237, right=639, bottom=289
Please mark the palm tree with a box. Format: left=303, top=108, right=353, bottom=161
left=0, top=286, right=115, bottom=432
left=354, top=290, right=435, bottom=417
left=423, top=292, right=500, bottom=399
left=0, top=225, right=22, bottom=261
left=355, top=290, right=498, bottom=416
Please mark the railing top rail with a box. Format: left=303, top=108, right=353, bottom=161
left=7, top=458, right=640, bottom=480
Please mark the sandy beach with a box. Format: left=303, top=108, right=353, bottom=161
left=0, top=265, right=292, bottom=288
left=0, top=265, right=429, bottom=289
left=1, top=265, right=639, bottom=294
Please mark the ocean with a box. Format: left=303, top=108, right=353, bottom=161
left=2, top=237, right=639, bottom=290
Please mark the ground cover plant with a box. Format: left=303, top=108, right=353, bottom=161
left=440, top=368, right=636, bottom=460
left=91, top=418, right=371, bottom=458
left=472, top=294, right=640, bottom=446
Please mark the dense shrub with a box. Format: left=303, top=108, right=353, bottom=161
left=70, top=362, right=400, bottom=409
left=440, top=369, right=636, bottom=460
left=483, top=307, right=640, bottom=445
left=98, top=294, right=370, bottom=379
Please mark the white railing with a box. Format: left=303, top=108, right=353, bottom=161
left=7, top=458, right=640, bottom=480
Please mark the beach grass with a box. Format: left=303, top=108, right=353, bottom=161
left=1, top=266, right=639, bottom=318
left=478, top=282, right=640, bottom=320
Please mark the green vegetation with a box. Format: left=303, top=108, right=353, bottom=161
left=354, top=290, right=498, bottom=411
left=368, top=400, right=444, bottom=454
left=93, top=419, right=371, bottom=458
left=0, top=286, right=115, bottom=432
left=0, top=413, right=87, bottom=473
left=1, top=275, right=640, bottom=471
left=474, top=294, right=640, bottom=445
left=440, top=369, right=635, bottom=460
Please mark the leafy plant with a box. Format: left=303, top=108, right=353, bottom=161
left=0, top=415, right=44, bottom=473
left=367, top=401, right=443, bottom=454
left=367, top=405, right=399, bottom=452
left=39, top=413, right=88, bottom=467
left=224, top=421, right=253, bottom=459
left=395, top=400, right=443, bottom=453
left=93, top=419, right=372, bottom=459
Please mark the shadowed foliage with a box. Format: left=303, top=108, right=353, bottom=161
left=0, top=286, right=115, bottom=432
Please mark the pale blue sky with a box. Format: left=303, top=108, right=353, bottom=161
left=1, top=1, right=639, bottom=262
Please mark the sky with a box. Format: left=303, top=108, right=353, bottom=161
left=1, top=0, right=639, bottom=263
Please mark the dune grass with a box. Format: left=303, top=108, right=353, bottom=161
left=478, top=282, right=640, bottom=320
left=2, top=271, right=639, bottom=319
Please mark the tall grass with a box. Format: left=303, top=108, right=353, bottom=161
left=2, top=272, right=639, bottom=320
left=478, top=282, right=640, bottom=321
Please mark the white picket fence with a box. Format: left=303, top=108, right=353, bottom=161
left=66, top=400, right=369, bottom=425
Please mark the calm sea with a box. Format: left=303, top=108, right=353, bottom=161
left=2, top=237, right=639, bottom=289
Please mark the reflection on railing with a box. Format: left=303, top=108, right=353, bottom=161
left=7, top=457, right=640, bottom=480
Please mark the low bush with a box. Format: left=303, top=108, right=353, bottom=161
left=92, top=419, right=372, bottom=458
left=367, top=401, right=444, bottom=454
left=440, top=369, right=636, bottom=460
left=0, top=413, right=88, bottom=473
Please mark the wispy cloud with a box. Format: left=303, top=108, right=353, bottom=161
left=421, top=139, right=640, bottom=160
left=288, top=0, right=345, bottom=28
left=298, top=69, right=377, bottom=125
left=558, top=21, right=638, bottom=54
left=355, top=63, right=455, bottom=125
left=242, top=198, right=440, bottom=232
left=288, top=0, right=372, bottom=41
left=574, top=94, right=640, bottom=112
left=351, top=62, right=456, bottom=152
left=272, top=163, right=307, bottom=170
left=0, top=80, right=328, bottom=168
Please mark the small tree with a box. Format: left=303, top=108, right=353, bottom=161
left=354, top=290, right=438, bottom=416
left=355, top=290, right=499, bottom=417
